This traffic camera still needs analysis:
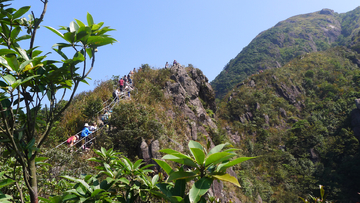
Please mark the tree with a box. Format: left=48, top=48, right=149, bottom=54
left=0, top=0, right=116, bottom=202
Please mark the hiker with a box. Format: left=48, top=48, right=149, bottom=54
left=123, top=75, right=127, bottom=84
left=89, top=122, right=97, bottom=132
left=67, top=134, right=79, bottom=149
left=165, top=62, right=169, bottom=69
left=119, top=78, right=124, bottom=92
left=113, top=88, right=120, bottom=102
left=80, top=123, right=92, bottom=150
left=173, top=60, right=177, bottom=66
left=127, top=74, right=132, bottom=85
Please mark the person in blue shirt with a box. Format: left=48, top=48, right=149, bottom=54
left=81, top=123, right=91, bottom=150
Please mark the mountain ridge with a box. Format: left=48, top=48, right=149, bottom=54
left=211, top=6, right=360, bottom=99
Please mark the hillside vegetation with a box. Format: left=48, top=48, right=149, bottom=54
left=217, top=46, right=360, bottom=202
left=211, top=7, right=360, bottom=99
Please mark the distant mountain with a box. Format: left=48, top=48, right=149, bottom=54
left=211, top=7, right=360, bottom=99
left=216, top=45, right=360, bottom=202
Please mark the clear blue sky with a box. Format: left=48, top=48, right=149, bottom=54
left=9, top=0, right=360, bottom=96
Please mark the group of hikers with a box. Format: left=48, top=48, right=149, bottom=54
left=65, top=61, right=180, bottom=152
left=66, top=122, right=98, bottom=151
left=165, top=59, right=178, bottom=69
left=66, top=69, right=137, bottom=151
left=113, top=69, right=135, bottom=102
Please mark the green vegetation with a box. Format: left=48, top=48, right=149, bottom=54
left=212, top=6, right=360, bottom=99
left=0, top=1, right=116, bottom=202
left=217, top=47, right=360, bottom=202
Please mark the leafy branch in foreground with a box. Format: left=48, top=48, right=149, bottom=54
left=0, top=1, right=116, bottom=202
left=154, top=140, right=256, bottom=203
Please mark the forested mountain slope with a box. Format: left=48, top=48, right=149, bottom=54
left=211, top=7, right=360, bottom=99
left=217, top=46, right=360, bottom=202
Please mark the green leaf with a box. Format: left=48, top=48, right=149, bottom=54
left=172, top=179, right=186, bottom=197
left=69, top=21, right=79, bottom=32
left=159, top=148, right=181, bottom=154
left=5, top=55, right=19, bottom=72
left=87, top=36, right=117, bottom=47
left=162, top=154, right=198, bottom=168
left=207, top=143, right=228, bottom=156
left=0, top=178, right=16, bottom=189
left=35, top=157, right=48, bottom=162
left=91, top=189, right=105, bottom=197
left=13, top=6, right=30, bottom=19
left=87, top=12, right=94, bottom=27
left=62, top=194, right=78, bottom=201
left=212, top=173, right=240, bottom=187
left=61, top=175, right=93, bottom=193
left=63, top=32, right=75, bottom=44
left=217, top=157, right=256, bottom=172
left=0, top=56, right=12, bottom=71
left=153, top=159, right=173, bottom=175
left=15, top=34, right=31, bottom=42
left=168, top=171, right=197, bottom=182
left=18, top=59, right=33, bottom=72
left=86, top=47, right=93, bottom=59
left=10, top=27, right=21, bottom=43
left=188, top=177, right=213, bottom=203
left=75, top=19, right=86, bottom=28
left=73, top=51, right=84, bottom=63
left=2, top=75, right=16, bottom=86
left=188, top=140, right=204, bottom=151
left=204, top=152, right=233, bottom=167
left=44, top=26, right=65, bottom=40
left=190, top=148, right=205, bottom=165
left=0, top=49, right=17, bottom=55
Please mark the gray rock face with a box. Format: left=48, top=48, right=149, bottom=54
left=165, top=64, right=217, bottom=140
left=320, top=8, right=334, bottom=15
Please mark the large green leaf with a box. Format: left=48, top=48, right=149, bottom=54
left=204, top=152, right=233, bottom=167
left=172, top=179, right=186, bottom=198
left=2, top=74, right=15, bottom=86
left=44, top=26, right=65, bottom=40
left=168, top=171, right=197, bottom=182
left=188, top=140, right=204, bottom=151
left=0, top=56, right=12, bottom=71
left=75, top=19, right=85, bottom=28
left=87, top=36, right=117, bottom=47
left=217, top=157, right=256, bottom=172
left=10, top=27, right=21, bottom=43
left=162, top=154, right=197, bottom=167
left=69, top=21, right=79, bottom=33
left=207, top=143, right=227, bottom=156
left=212, top=173, right=240, bottom=187
left=5, top=55, right=19, bottom=72
left=0, top=179, right=16, bottom=189
left=154, top=159, right=173, bottom=175
left=87, top=12, right=94, bottom=27
left=190, top=148, right=205, bottom=165
left=13, top=6, right=30, bottom=19
left=0, top=49, right=16, bottom=55
left=64, top=32, right=75, bottom=44
left=159, top=148, right=180, bottom=154
left=188, top=177, right=213, bottom=203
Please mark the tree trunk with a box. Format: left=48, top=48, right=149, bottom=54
left=29, top=159, right=38, bottom=203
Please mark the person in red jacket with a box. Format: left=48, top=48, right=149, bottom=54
left=119, top=78, right=124, bottom=92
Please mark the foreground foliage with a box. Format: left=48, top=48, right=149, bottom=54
left=0, top=1, right=116, bottom=202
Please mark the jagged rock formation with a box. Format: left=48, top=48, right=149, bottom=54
left=165, top=64, right=217, bottom=137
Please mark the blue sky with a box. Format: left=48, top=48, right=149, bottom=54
left=9, top=0, right=360, bottom=96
